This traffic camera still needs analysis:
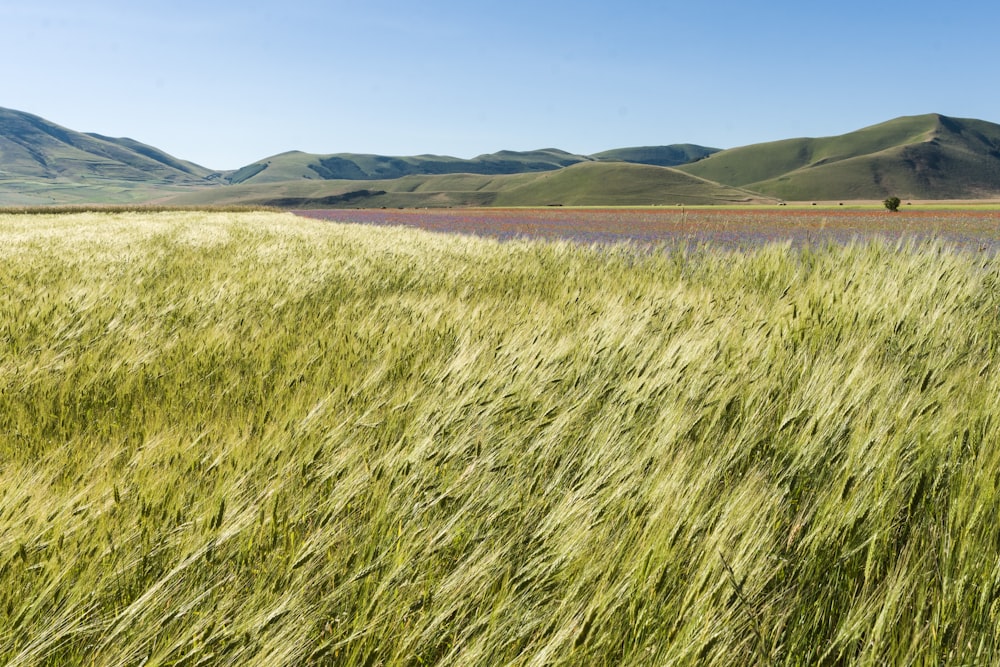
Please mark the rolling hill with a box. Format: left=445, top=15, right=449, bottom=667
left=590, top=144, right=718, bottom=167
left=224, top=145, right=721, bottom=185
left=677, top=114, right=1000, bottom=200
left=0, top=107, right=221, bottom=205
left=226, top=148, right=592, bottom=184
left=4, top=106, right=1000, bottom=206
left=165, top=161, right=774, bottom=208
left=489, top=161, right=769, bottom=206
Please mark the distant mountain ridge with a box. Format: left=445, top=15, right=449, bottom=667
left=3, top=106, right=1000, bottom=206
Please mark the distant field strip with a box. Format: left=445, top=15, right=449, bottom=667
left=297, top=207, right=1000, bottom=250
left=2, top=211, right=1000, bottom=665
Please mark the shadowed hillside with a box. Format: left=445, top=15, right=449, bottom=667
left=226, top=148, right=589, bottom=184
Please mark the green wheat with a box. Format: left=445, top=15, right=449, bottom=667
left=1, top=211, right=998, bottom=665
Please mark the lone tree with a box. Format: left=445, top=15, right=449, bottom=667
left=883, top=196, right=901, bottom=212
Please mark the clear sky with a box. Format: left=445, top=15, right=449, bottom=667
left=3, top=0, right=998, bottom=170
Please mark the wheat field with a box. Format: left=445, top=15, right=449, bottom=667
left=1, top=211, right=999, bottom=665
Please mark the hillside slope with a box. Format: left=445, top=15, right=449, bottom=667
left=225, top=144, right=721, bottom=186
left=0, top=107, right=221, bottom=204
left=227, top=148, right=590, bottom=184
left=678, top=114, right=1000, bottom=200
left=167, top=161, right=774, bottom=208
left=0, top=108, right=218, bottom=182
left=491, top=162, right=772, bottom=206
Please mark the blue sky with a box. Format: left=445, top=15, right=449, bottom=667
left=3, top=0, right=998, bottom=169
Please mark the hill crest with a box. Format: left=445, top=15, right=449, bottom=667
left=678, top=114, right=1000, bottom=200
left=225, top=145, right=719, bottom=186
left=0, top=107, right=222, bottom=205
left=0, top=108, right=215, bottom=183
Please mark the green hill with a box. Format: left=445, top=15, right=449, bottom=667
left=678, top=114, right=1000, bottom=200
left=226, top=145, right=722, bottom=186
left=227, top=149, right=594, bottom=185
left=6, top=106, right=1000, bottom=206
left=590, top=144, right=719, bottom=167
left=491, top=162, right=771, bottom=206
left=167, top=162, right=775, bottom=208
left=165, top=172, right=536, bottom=208
left=0, top=107, right=220, bottom=205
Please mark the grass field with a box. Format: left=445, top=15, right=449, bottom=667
left=2, top=211, right=1000, bottom=665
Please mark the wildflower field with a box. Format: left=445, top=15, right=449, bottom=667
left=2, top=210, right=1000, bottom=665
left=296, top=206, right=1000, bottom=250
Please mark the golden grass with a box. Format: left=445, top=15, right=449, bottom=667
left=1, top=211, right=998, bottom=665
